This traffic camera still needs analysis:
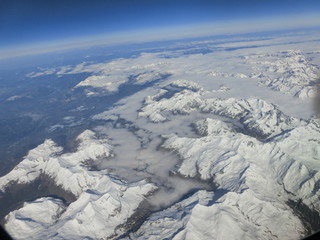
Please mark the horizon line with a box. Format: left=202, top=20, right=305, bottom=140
left=1, top=13, right=320, bottom=60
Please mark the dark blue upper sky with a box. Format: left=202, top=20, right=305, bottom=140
left=1, top=0, right=320, bottom=57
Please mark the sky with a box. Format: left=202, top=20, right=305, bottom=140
left=1, top=0, right=320, bottom=58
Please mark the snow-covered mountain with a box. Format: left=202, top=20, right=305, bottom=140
left=138, top=80, right=303, bottom=139
left=1, top=130, right=156, bottom=239
left=245, top=50, right=319, bottom=99
left=3, top=79, right=319, bottom=239
left=134, top=81, right=319, bottom=239
left=1, top=31, right=320, bottom=240
left=140, top=81, right=320, bottom=206
left=128, top=190, right=304, bottom=240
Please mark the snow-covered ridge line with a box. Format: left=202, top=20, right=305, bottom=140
left=245, top=50, right=319, bottom=99
left=0, top=130, right=113, bottom=195
left=138, top=81, right=304, bottom=139
left=13, top=34, right=320, bottom=239
left=149, top=117, right=320, bottom=240
left=134, top=80, right=320, bottom=239
left=26, top=54, right=173, bottom=96
left=129, top=189, right=305, bottom=240
left=161, top=116, right=320, bottom=207
left=137, top=80, right=320, bottom=204
left=26, top=46, right=319, bottom=102
left=74, top=71, right=171, bottom=96
left=0, top=130, right=156, bottom=239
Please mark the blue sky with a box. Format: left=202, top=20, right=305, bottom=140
left=1, top=0, right=320, bottom=58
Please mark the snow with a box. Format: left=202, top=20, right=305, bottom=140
left=274, top=118, right=320, bottom=169
left=4, top=197, right=66, bottom=240
left=1, top=130, right=156, bottom=239
left=245, top=50, right=319, bottom=99
left=136, top=80, right=320, bottom=237
left=155, top=94, right=320, bottom=211
left=26, top=32, right=320, bottom=118
left=3, top=30, right=320, bottom=239
left=91, top=78, right=320, bottom=239
left=75, top=75, right=127, bottom=94
left=46, top=179, right=154, bottom=240
left=139, top=82, right=303, bottom=139
left=194, top=118, right=235, bottom=136
left=0, top=139, right=62, bottom=189
left=129, top=190, right=304, bottom=240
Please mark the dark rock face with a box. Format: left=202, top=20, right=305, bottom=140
left=115, top=200, right=153, bottom=239
left=0, top=174, right=76, bottom=223
left=287, top=199, right=320, bottom=236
